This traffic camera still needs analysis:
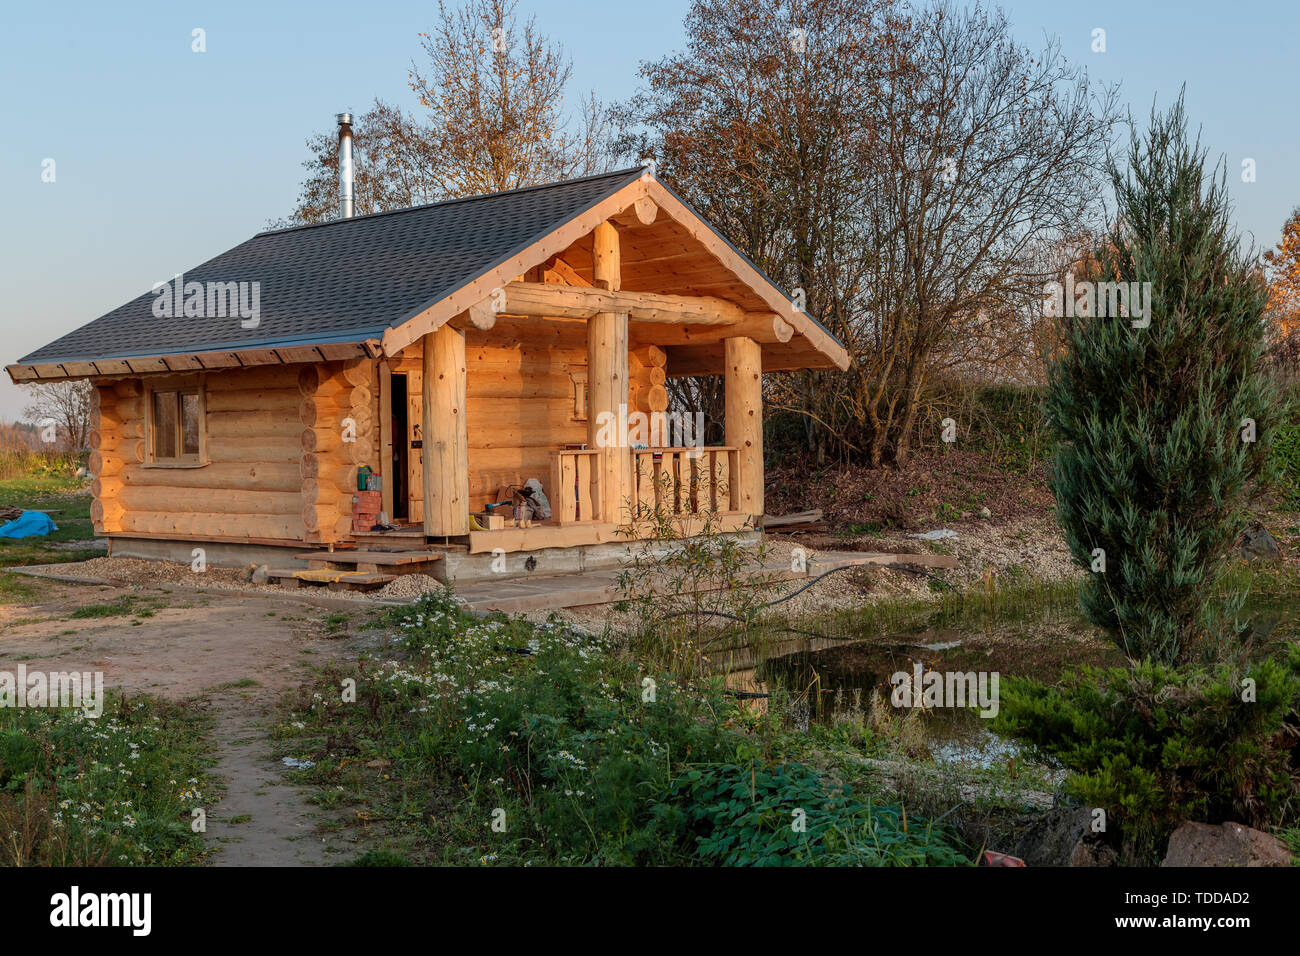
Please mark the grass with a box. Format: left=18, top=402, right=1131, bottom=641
left=0, top=693, right=215, bottom=865
left=275, top=592, right=971, bottom=866
left=66, top=595, right=164, bottom=620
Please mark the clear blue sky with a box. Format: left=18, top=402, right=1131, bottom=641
left=2, top=0, right=1296, bottom=420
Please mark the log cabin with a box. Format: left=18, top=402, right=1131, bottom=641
left=7, top=131, right=848, bottom=586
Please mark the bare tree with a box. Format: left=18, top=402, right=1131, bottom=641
left=410, top=0, right=612, bottom=196
left=621, top=0, right=1118, bottom=466
left=22, top=380, right=93, bottom=452
left=850, top=3, right=1118, bottom=465
left=285, top=0, right=613, bottom=224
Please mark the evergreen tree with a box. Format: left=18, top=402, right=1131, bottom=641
left=1045, top=96, right=1275, bottom=664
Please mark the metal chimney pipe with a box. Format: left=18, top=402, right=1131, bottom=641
left=337, top=112, right=354, bottom=219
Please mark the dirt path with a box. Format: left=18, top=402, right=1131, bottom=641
left=0, top=578, right=370, bottom=866
left=204, top=691, right=344, bottom=866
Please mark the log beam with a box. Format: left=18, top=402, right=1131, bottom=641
left=495, top=281, right=753, bottom=326
left=588, top=221, right=629, bottom=523
left=422, top=324, right=470, bottom=537
left=724, top=336, right=764, bottom=520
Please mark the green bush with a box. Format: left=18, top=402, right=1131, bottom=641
left=654, top=762, right=970, bottom=866
left=994, top=645, right=1300, bottom=862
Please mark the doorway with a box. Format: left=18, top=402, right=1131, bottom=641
left=390, top=373, right=409, bottom=521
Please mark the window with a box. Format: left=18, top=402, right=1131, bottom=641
left=148, top=382, right=205, bottom=465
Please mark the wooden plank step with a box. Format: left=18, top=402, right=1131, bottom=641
left=293, top=550, right=445, bottom=567
left=266, top=568, right=396, bottom=592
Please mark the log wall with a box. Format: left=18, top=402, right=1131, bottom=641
left=90, top=366, right=307, bottom=541
left=83, top=340, right=671, bottom=542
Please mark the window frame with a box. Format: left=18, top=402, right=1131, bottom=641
left=143, top=375, right=208, bottom=468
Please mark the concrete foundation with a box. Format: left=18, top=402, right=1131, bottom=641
left=107, top=537, right=307, bottom=570
left=103, top=531, right=763, bottom=587
left=437, top=531, right=760, bottom=586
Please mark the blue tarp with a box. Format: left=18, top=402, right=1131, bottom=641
left=0, top=510, right=58, bottom=538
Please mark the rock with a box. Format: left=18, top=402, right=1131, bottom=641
left=1014, top=807, right=1118, bottom=867
left=1161, top=821, right=1294, bottom=867
left=1237, top=521, right=1282, bottom=562
left=978, top=507, right=992, bottom=519
left=250, top=564, right=270, bottom=586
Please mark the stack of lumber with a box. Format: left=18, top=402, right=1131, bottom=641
left=628, top=344, right=668, bottom=416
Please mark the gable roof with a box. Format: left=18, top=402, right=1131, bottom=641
left=15, top=167, right=647, bottom=369
left=9, top=167, right=848, bottom=380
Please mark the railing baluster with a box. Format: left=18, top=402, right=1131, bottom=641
left=575, top=453, right=592, bottom=522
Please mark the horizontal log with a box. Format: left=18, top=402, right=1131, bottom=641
left=297, top=365, right=347, bottom=399
left=204, top=435, right=300, bottom=463
left=301, top=503, right=343, bottom=534
left=630, top=344, right=667, bottom=368
left=204, top=388, right=300, bottom=413
left=91, top=476, right=124, bottom=499
left=342, top=360, right=374, bottom=388
left=349, top=383, right=373, bottom=408
left=631, top=384, right=670, bottom=413
left=302, top=477, right=347, bottom=505
left=89, top=451, right=123, bottom=477
left=90, top=499, right=125, bottom=524
left=299, top=455, right=359, bottom=489
left=301, top=429, right=371, bottom=464
left=467, top=369, right=574, bottom=401
left=466, top=315, right=590, bottom=351
left=206, top=410, right=303, bottom=439
left=203, top=365, right=299, bottom=392
left=299, top=398, right=343, bottom=428
left=629, top=312, right=793, bottom=347
left=117, top=486, right=302, bottom=516
left=499, top=281, right=747, bottom=326
left=118, top=511, right=305, bottom=540
left=464, top=347, right=587, bottom=374
left=121, top=460, right=302, bottom=492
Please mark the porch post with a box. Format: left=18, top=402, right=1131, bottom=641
left=588, top=220, right=629, bottom=522
left=724, top=335, right=763, bottom=520
left=422, top=324, right=470, bottom=536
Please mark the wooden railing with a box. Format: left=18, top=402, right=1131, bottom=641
left=550, top=449, right=605, bottom=524
left=633, top=447, right=738, bottom=519
left=549, top=446, right=740, bottom=525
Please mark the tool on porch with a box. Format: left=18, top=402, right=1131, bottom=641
left=515, top=478, right=551, bottom=522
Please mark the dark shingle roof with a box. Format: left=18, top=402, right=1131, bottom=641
left=19, top=167, right=648, bottom=365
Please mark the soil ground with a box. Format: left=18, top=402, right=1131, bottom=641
left=0, top=576, right=368, bottom=865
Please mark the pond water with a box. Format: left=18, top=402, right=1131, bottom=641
left=750, top=592, right=1299, bottom=768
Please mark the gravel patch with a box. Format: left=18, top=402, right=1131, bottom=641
left=375, top=573, right=449, bottom=601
